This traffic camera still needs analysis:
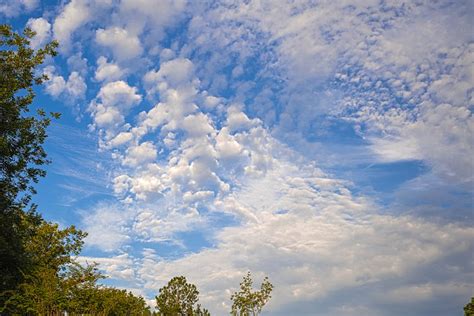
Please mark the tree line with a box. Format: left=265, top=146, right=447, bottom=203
left=0, top=24, right=273, bottom=315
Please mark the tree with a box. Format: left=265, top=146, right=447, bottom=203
left=0, top=23, right=58, bottom=302
left=0, top=24, right=59, bottom=209
left=155, top=276, right=210, bottom=316
left=97, top=287, right=151, bottom=316
left=230, top=272, right=273, bottom=316
left=465, top=297, right=474, bottom=316
left=1, top=219, right=86, bottom=314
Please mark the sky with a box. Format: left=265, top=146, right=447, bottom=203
left=2, top=0, right=473, bottom=314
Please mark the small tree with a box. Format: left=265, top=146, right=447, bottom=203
left=155, top=276, right=209, bottom=316
left=230, top=272, right=273, bottom=316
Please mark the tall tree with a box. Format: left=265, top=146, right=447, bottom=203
left=155, top=276, right=210, bottom=316
left=0, top=24, right=59, bottom=209
left=0, top=23, right=58, bottom=300
left=230, top=272, right=273, bottom=316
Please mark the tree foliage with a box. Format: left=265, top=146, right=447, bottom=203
left=465, top=297, right=474, bottom=316
left=1, top=219, right=150, bottom=315
left=0, top=24, right=59, bottom=209
left=155, top=276, right=210, bottom=316
left=0, top=23, right=59, bottom=301
left=230, top=272, right=273, bottom=316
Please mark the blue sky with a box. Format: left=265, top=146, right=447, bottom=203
left=2, top=0, right=473, bottom=314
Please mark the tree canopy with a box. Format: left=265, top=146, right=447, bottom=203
left=465, top=297, right=474, bottom=316
left=0, top=23, right=60, bottom=306
left=0, top=24, right=59, bottom=210
left=155, top=276, right=210, bottom=316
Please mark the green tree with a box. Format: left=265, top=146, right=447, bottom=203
left=97, top=287, right=151, bottom=316
left=155, top=276, right=210, bottom=316
left=0, top=23, right=59, bottom=303
left=1, top=219, right=86, bottom=314
left=230, top=272, right=273, bottom=316
left=0, top=24, right=58, bottom=209
left=465, top=297, right=474, bottom=316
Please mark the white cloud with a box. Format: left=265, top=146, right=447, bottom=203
left=95, top=56, right=126, bottom=82
left=123, top=142, right=157, bottom=167
left=67, top=52, right=89, bottom=76
left=80, top=203, right=133, bottom=252
left=88, top=81, right=141, bottom=137
left=44, top=66, right=66, bottom=97
left=26, top=17, right=51, bottom=49
left=66, top=71, right=87, bottom=98
left=53, top=0, right=90, bottom=51
left=97, top=80, right=141, bottom=109
left=179, top=1, right=473, bottom=191
left=96, top=27, right=143, bottom=60
left=43, top=66, right=86, bottom=99
left=119, top=0, right=186, bottom=41
left=144, top=58, right=196, bottom=91
left=226, top=105, right=259, bottom=133
left=0, top=0, right=38, bottom=17
left=78, top=253, right=136, bottom=280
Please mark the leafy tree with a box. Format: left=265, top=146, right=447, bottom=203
left=1, top=219, right=86, bottom=314
left=465, top=297, right=474, bottom=316
left=0, top=23, right=59, bottom=209
left=2, top=219, right=150, bottom=315
left=230, top=272, right=273, bottom=316
left=98, top=287, right=151, bottom=316
left=62, top=262, right=105, bottom=314
left=156, top=276, right=210, bottom=316
left=0, top=23, right=58, bottom=302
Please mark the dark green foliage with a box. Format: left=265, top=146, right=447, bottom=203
left=1, top=218, right=150, bottom=315
left=155, top=276, right=210, bottom=316
left=230, top=272, right=273, bottom=316
left=0, top=24, right=59, bottom=209
left=0, top=23, right=59, bottom=302
left=465, top=297, right=474, bottom=316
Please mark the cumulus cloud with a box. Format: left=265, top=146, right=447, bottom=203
left=43, top=66, right=86, bottom=100
left=88, top=80, right=142, bottom=143
left=0, top=0, right=38, bottom=17
left=123, top=142, right=157, bottom=167
left=95, top=56, right=126, bottom=82
left=96, top=27, right=143, bottom=61
left=53, top=0, right=90, bottom=51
